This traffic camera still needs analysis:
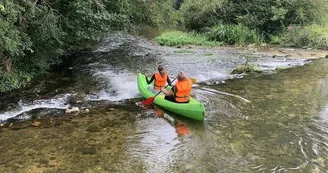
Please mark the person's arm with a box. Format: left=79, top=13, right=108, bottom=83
left=167, top=75, right=172, bottom=86
left=161, top=86, right=174, bottom=96
left=146, top=74, right=155, bottom=85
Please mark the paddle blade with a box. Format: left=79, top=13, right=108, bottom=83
left=190, top=78, right=196, bottom=84
left=141, top=96, right=155, bottom=105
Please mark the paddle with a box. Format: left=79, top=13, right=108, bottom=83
left=190, top=78, right=196, bottom=84
left=141, top=78, right=177, bottom=106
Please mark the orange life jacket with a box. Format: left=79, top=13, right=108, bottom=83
left=154, top=72, right=167, bottom=90
left=174, top=78, right=192, bottom=102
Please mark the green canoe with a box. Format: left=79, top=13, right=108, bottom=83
left=137, top=73, right=205, bottom=121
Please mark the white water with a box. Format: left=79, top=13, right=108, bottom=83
left=86, top=69, right=140, bottom=101
left=0, top=94, right=71, bottom=121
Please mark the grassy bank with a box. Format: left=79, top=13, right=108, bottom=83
left=156, top=31, right=222, bottom=46
left=156, top=24, right=328, bottom=49
left=156, top=24, right=265, bottom=47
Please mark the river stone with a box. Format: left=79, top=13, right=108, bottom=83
left=71, top=120, right=80, bottom=124
left=84, top=108, right=90, bottom=113
left=39, top=158, right=49, bottom=165
left=288, top=113, right=295, bottom=118
left=47, top=80, right=58, bottom=85
left=77, top=146, right=97, bottom=155
left=326, top=55, right=328, bottom=58
left=7, top=105, right=13, bottom=110
left=100, top=119, right=115, bottom=128
left=86, top=124, right=102, bottom=132
left=185, top=163, right=193, bottom=171
left=63, top=124, right=75, bottom=133
left=32, top=121, right=41, bottom=127
left=312, top=167, right=320, bottom=173
left=65, top=107, right=80, bottom=114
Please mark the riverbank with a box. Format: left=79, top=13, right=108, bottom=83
left=221, top=45, right=328, bottom=59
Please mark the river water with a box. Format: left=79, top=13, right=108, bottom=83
left=0, top=33, right=328, bottom=172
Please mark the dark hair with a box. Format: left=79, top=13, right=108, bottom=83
left=158, top=65, right=164, bottom=72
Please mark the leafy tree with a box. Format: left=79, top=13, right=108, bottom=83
left=180, top=0, right=328, bottom=35
left=0, top=0, right=178, bottom=92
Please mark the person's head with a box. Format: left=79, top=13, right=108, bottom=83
left=177, top=71, right=187, bottom=81
left=158, top=65, right=165, bottom=75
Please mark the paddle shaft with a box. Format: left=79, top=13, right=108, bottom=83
left=154, top=78, right=177, bottom=97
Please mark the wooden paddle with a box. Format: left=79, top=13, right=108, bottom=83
left=141, top=77, right=196, bottom=106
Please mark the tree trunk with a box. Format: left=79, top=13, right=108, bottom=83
left=1, top=57, right=12, bottom=73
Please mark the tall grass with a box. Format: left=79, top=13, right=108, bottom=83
left=156, top=25, right=264, bottom=47
left=156, top=24, right=328, bottom=50
left=155, top=31, right=222, bottom=46
left=206, top=24, right=264, bottom=45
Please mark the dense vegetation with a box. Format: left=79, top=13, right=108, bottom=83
left=0, top=0, right=177, bottom=92
left=157, top=0, right=328, bottom=48
left=1, top=0, right=328, bottom=92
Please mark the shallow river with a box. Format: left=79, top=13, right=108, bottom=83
left=0, top=33, right=328, bottom=172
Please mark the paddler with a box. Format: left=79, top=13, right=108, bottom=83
left=161, top=71, right=192, bottom=103
left=146, top=65, right=172, bottom=91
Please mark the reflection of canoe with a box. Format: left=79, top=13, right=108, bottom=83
left=137, top=73, right=205, bottom=121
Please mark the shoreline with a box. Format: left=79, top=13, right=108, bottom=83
left=168, top=43, right=328, bottom=60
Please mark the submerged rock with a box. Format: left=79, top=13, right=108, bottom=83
left=77, top=146, right=97, bottom=155
left=39, top=158, right=49, bottom=165
left=86, top=124, right=102, bottom=133
left=63, top=124, right=75, bottom=133
left=65, top=107, right=80, bottom=114
left=81, top=108, right=90, bottom=113
left=32, top=121, right=41, bottom=127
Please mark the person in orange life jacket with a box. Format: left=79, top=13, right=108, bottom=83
left=160, top=71, right=192, bottom=103
left=146, top=65, right=172, bottom=90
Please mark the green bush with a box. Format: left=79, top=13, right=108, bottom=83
left=179, top=0, right=328, bottom=35
left=231, top=64, right=262, bottom=74
left=0, top=0, right=178, bottom=92
left=17, top=3, right=64, bottom=73
left=269, top=35, right=284, bottom=45
left=207, top=24, right=264, bottom=45
left=283, top=25, right=328, bottom=49
left=179, top=0, right=223, bottom=31
left=103, top=0, right=178, bottom=28
left=156, top=31, right=222, bottom=46
left=0, top=71, right=33, bottom=92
